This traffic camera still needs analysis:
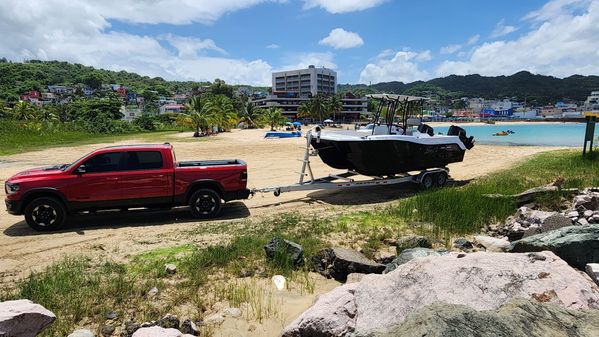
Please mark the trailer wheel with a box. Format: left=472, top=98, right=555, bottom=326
left=189, top=189, right=222, bottom=219
left=420, top=173, right=434, bottom=190
left=274, top=190, right=281, bottom=197
left=435, top=171, right=448, bottom=187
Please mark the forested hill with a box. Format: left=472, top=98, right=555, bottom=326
left=339, top=71, right=599, bottom=105
left=0, top=60, right=265, bottom=101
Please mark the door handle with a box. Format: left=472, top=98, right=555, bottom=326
left=151, top=174, right=165, bottom=178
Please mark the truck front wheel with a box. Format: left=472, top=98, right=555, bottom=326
left=24, top=197, right=67, bottom=231
left=189, top=189, right=222, bottom=219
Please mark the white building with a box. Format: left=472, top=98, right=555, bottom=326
left=584, top=91, right=599, bottom=110
left=272, top=65, right=336, bottom=97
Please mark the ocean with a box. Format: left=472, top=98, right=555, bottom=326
left=434, top=123, right=592, bottom=147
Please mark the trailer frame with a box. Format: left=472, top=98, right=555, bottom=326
left=251, top=129, right=450, bottom=197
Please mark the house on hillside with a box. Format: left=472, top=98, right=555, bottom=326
left=48, top=85, right=74, bottom=95
left=159, top=104, right=183, bottom=114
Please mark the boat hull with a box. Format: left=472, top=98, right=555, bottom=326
left=311, top=138, right=465, bottom=176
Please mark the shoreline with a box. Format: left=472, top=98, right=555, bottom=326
left=428, top=121, right=585, bottom=127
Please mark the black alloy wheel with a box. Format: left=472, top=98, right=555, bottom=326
left=24, top=197, right=67, bottom=231
left=189, top=189, right=222, bottom=219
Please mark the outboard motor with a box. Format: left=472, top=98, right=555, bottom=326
left=448, top=125, right=475, bottom=149
left=417, top=123, right=435, bottom=136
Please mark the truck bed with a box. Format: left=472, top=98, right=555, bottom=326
left=177, top=159, right=246, bottom=167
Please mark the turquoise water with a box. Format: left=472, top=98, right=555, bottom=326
left=435, top=123, right=592, bottom=147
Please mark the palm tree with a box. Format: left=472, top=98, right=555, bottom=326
left=238, top=99, right=262, bottom=128
left=310, top=94, right=328, bottom=123
left=261, top=106, right=287, bottom=131
left=8, top=101, right=38, bottom=120
left=183, top=96, right=212, bottom=137
left=328, top=95, right=343, bottom=122
left=297, top=101, right=311, bottom=120
left=38, top=107, right=59, bottom=122
left=203, top=95, right=237, bottom=132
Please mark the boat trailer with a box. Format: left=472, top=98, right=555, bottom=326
left=251, top=129, right=450, bottom=197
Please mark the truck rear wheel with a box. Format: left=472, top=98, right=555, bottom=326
left=189, top=189, right=222, bottom=219
left=24, top=197, right=67, bottom=231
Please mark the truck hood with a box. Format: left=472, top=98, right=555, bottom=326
left=8, top=165, right=68, bottom=181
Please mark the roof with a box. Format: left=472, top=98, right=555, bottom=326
left=366, top=94, right=430, bottom=101
left=101, top=143, right=172, bottom=150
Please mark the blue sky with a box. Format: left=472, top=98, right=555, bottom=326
left=1, top=0, right=598, bottom=85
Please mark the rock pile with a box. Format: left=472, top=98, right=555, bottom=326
left=282, top=251, right=599, bottom=337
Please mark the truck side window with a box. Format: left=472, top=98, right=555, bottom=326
left=125, top=151, right=163, bottom=171
left=83, top=152, right=123, bottom=173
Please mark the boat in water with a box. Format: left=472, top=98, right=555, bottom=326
left=310, top=94, right=475, bottom=176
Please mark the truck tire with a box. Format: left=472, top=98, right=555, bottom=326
left=24, top=197, right=67, bottom=231
left=189, top=189, right=222, bottom=219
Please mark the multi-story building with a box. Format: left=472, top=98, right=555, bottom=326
left=254, top=66, right=368, bottom=121
left=584, top=91, right=599, bottom=110
left=272, top=65, right=336, bottom=97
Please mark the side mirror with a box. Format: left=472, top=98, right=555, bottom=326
left=75, top=165, right=87, bottom=175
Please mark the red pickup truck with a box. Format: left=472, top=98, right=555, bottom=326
left=5, top=143, right=250, bottom=231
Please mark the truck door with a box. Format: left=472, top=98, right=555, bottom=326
left=120, top=151, right=173, bottom=204
left=68, top=151, right=123, bottom=204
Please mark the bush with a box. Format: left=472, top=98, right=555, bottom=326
left=132, top=114, right=156, bottom=131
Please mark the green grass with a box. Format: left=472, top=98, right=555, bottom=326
left=0, top=120, right=196, bottom=156
left=360, top=150, right=599, bottom=238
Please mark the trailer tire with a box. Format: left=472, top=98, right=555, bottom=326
left=420, top=173, right=434, bottom=190
left=435, top=171, right=448, bottom=187
left=189, top=189, right=222, bottom=219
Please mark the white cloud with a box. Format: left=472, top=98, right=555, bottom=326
left=266, top=44, right=280, bottom=49
left=466, top=34, right=480, bottom=45
left=359, top=50, right=431, bottom=84
left=159, top=34, right=227, bottom=58
left=319, top=28, right=364, bottom=49
left=415, top=50, right=432, bottom=62
left=0, top=0, right=274, bottom=85
left=490, top=19, right=519, bottom=38
left=278, top=52, right=337, bottom=71
left=436, top=0, right=599, bottom=78
left=440, top=44, right=462, bottom=55
left=303, top=0, right=386, bottom=13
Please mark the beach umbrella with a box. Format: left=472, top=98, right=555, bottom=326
left=323, top=119, right=334, bottom=123
left=292, top=121, right=302, bottom=125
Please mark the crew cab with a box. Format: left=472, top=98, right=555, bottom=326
left=5, top=143, right=250, bottom=231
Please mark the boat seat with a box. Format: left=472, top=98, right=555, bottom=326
left=417, top=123, right=434, bottom=136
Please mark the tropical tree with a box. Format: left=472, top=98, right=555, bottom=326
left=327, top=95, right=343, bottom=121
left=238, top=99, right=262, bottom=128
left=7, top=101, right=38, bottom=120
left=261, top=106, right=287, bottom=131
left=297, top=101, right=311, bottom=119
left=38, top=107, right=59, bottom=122
left=183, top=96, right=212, bottom=137
left=203, top=94, right=238, bottom=131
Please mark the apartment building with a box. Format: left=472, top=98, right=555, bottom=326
left=254, top=66, right=368, bottom=121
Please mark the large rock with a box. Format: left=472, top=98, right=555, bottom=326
left=131, top=326, right=193, bottom=337
left=282, top=251, right=599, bottom=337
left=379, top=298, right=599, bottom=337
left=383, top=248, right=440, bottom=274
left=0, top=299, right=56, bottom=337
left=264, top=237, right=304, bottom=267
left=522, top=213, right=573, bottom=238
left=473, top=235, right=510, bottom=252
left=508, top=224, right=599, bottom=269
left=395, top=235, right=431, bottom=253
left=312, top=247, right=385, bottom=281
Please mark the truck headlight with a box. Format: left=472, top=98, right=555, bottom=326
left=5, top=182, right=19, bottom=195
